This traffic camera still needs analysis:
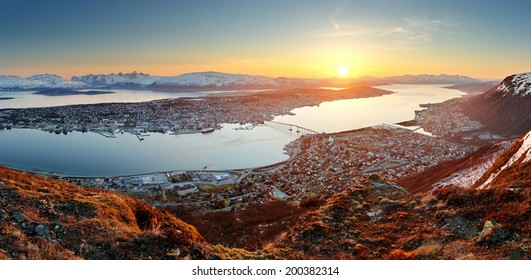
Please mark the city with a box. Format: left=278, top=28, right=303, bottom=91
left=58, top=123, right=475, bottom=214
left=0, top=86, right=390, bottom=137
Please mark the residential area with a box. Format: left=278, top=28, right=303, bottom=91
left=62, top=125, right=474, bottom=213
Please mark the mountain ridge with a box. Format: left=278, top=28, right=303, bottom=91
left=1, top=71, right=482, bottom=91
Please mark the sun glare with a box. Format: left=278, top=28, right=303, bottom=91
left=338, top=65, right=349, bottom=77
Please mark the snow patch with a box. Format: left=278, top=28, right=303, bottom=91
left=72, top=71, right=156, bottom=86
left=0, top=74, right=85, bottom=89
left=479, top=131, right=531, bottom=189
left=435, top=141, right=512, bottom=189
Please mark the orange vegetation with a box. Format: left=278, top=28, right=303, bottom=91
left=164, top=199, right=323, bottom=251
left=0, top=166, right=212, bottom=259
left=268, top=173, right=531, bottom=260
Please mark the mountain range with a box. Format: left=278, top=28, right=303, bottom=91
left=0, top=74, right=85, bottom=90
left=0, top=71, right=482, bottom=91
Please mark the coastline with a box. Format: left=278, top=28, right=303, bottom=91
left=0, top=84, right=476, bottom=179
left=5, top=123, right=439, bottom=180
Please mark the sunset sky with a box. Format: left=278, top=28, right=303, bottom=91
left=1, top=0, right=530, bottom=79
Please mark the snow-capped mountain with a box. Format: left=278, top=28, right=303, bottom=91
left=1, top=71, right=481, bottom=91
left=152, top=71, right=278, bottom=88
left=486, top=72, right=531, bottom=97
left=72, top=71, right=321, bottom=89
left=464, top=72, right=531, bottom=135
left=73, top=71, right=478, bottom=89
left=0, top=74, right=85, bottom=90
left=71, top=71, right=157, bottom=87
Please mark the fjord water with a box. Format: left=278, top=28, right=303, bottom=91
left=0, top=85, right=465, bottom=176
left=273, top=84, right=465, bottom=133
left=0, top=124, right=297, bottom=177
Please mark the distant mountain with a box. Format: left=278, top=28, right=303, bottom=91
left=384, top=74, right=478, bottom=84
left=75, top=72, right=479, bottom=89
left=490, top=73, right=531, bottom=97
left=71, top=71, right=157, bottom=87
left=351, top=74, right=479, bottom=85
left=0, top=74, right=84, bottom=90
left=445, top=81, right=500, bottom=95
left=463, top=73, right=531, bottom=135
left=74, top=71, right=321, bottom=90
left=1, top=71, right=481, bottom=91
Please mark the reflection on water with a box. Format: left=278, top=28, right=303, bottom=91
left=0, top=124, right=296, bottom=177
left=273, top=84, right=465, bottom=133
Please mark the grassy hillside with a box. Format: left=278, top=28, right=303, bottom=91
left=0, top=166, right=210, bottom=259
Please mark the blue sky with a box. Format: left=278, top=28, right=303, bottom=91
left=1, top=0, right=530, bottom=79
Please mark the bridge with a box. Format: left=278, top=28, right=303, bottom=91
left=264, top=120, right=320, bottom=135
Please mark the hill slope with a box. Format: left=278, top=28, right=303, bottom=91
left=474, top=130, right=531, bottom=189
left=0, top=166, right=212, bottom=260
left=463, top=73, right=531, bottom=135
left=269, top=173, right=531, bottom=259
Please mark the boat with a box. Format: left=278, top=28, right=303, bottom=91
left=201, top=127, right=215, bottom=134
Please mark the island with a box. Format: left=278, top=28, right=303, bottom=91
left=1, top=86, right=391, bottom=136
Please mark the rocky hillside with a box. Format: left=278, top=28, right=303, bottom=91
left=474, top=130, right=531, bottom=189
left=0, top=166, right=256, bottom=260
left=463, top=73, right=531, bottom=136
left=269, top=173, right=530, bottom=259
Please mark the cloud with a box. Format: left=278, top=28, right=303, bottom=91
left=307, top=13, right=457, bottom=49
left=330, top=0, right=351, bottom=33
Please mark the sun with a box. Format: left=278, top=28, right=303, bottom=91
left=338, top=65, right=349, bottom=77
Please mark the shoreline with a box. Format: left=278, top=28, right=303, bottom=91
left=3, top=122, right=439, bottom=180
